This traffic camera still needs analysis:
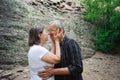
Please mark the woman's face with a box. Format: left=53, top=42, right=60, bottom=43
left=39, top=29, right=48, bottom=44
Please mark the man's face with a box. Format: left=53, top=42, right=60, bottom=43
left=48, top=24, right=57, bottom=37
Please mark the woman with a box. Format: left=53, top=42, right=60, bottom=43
left=28, top=26, right=61, bottom=80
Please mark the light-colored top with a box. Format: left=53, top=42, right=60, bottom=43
left=28, top=45, right=54, bottom=80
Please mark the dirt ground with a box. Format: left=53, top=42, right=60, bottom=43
left=83, top=52, right=120, bottom=80
left=0, top=52, right=120, bottom=80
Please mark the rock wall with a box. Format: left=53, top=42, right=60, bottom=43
left=0, top=0, right=95, bottom=64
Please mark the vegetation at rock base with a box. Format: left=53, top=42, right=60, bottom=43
left=83, top=0, right=120, bottom=54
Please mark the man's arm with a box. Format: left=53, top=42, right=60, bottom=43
left=38, top=67, right=70, bottom=79
left=53, top=67, right=70, bottom=75
left=67, top=39, right=83, bottom=76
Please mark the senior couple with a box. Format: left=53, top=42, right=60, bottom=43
left=28, top=20, right=83, bottom=80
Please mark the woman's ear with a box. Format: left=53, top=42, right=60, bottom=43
left=38, top=33, right=41, bottom=38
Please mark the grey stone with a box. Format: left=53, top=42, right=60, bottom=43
left=0, top=0, right=95, bottom=64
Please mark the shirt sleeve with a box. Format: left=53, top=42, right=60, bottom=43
left=67, top=39, right=83, bottom=76
left=38, top=47, right=49, bottom=59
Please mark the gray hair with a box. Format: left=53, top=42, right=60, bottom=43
left=49, top=20, right=63, bottom=28
left=49, top=20, right=64, bottom=33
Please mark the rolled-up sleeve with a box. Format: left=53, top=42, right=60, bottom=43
left=67, top=39, right=83, bottom=76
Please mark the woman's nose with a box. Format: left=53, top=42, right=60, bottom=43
left=45, top=33, right=48, bottom=36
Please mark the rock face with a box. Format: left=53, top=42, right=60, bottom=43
left=0, top=0, right=95, bottom=64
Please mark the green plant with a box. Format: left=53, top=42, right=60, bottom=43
left=83, top=0, right=120, bottom=53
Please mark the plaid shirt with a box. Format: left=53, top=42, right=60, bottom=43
left=54, top=36, right=83, bottom=80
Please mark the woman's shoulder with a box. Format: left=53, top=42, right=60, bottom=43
left=29, top=45, right=42, bottom=51
left=32, top=45, right=47, bottom=51
left=28, top=45, right=48, bottom=55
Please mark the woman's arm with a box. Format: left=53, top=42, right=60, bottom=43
left=50, top=41, right=56, bottom=54
left=41, top=40, right=60, bottom=64
left=41, top=29, right=62, bottom=64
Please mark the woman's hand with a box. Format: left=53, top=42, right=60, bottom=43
left=54, top=28, right=63, bottom=42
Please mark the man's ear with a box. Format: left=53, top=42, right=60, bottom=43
left=58, top=27, right=62, bottom=33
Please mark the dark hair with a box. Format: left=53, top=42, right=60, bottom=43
left=28, top=26, right=44, bottom=46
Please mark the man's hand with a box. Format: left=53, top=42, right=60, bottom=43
left=38, top=67, right=54, bottom=80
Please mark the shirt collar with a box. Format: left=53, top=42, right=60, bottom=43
left=60, top=35, right=68, bottom=46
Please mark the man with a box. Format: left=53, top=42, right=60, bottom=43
left=39, top=20, right=83, bottom=80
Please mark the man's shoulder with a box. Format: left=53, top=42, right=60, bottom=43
left=66, top=37, right=76, bottom=43
left=66, top=36, right=80, bottom=47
